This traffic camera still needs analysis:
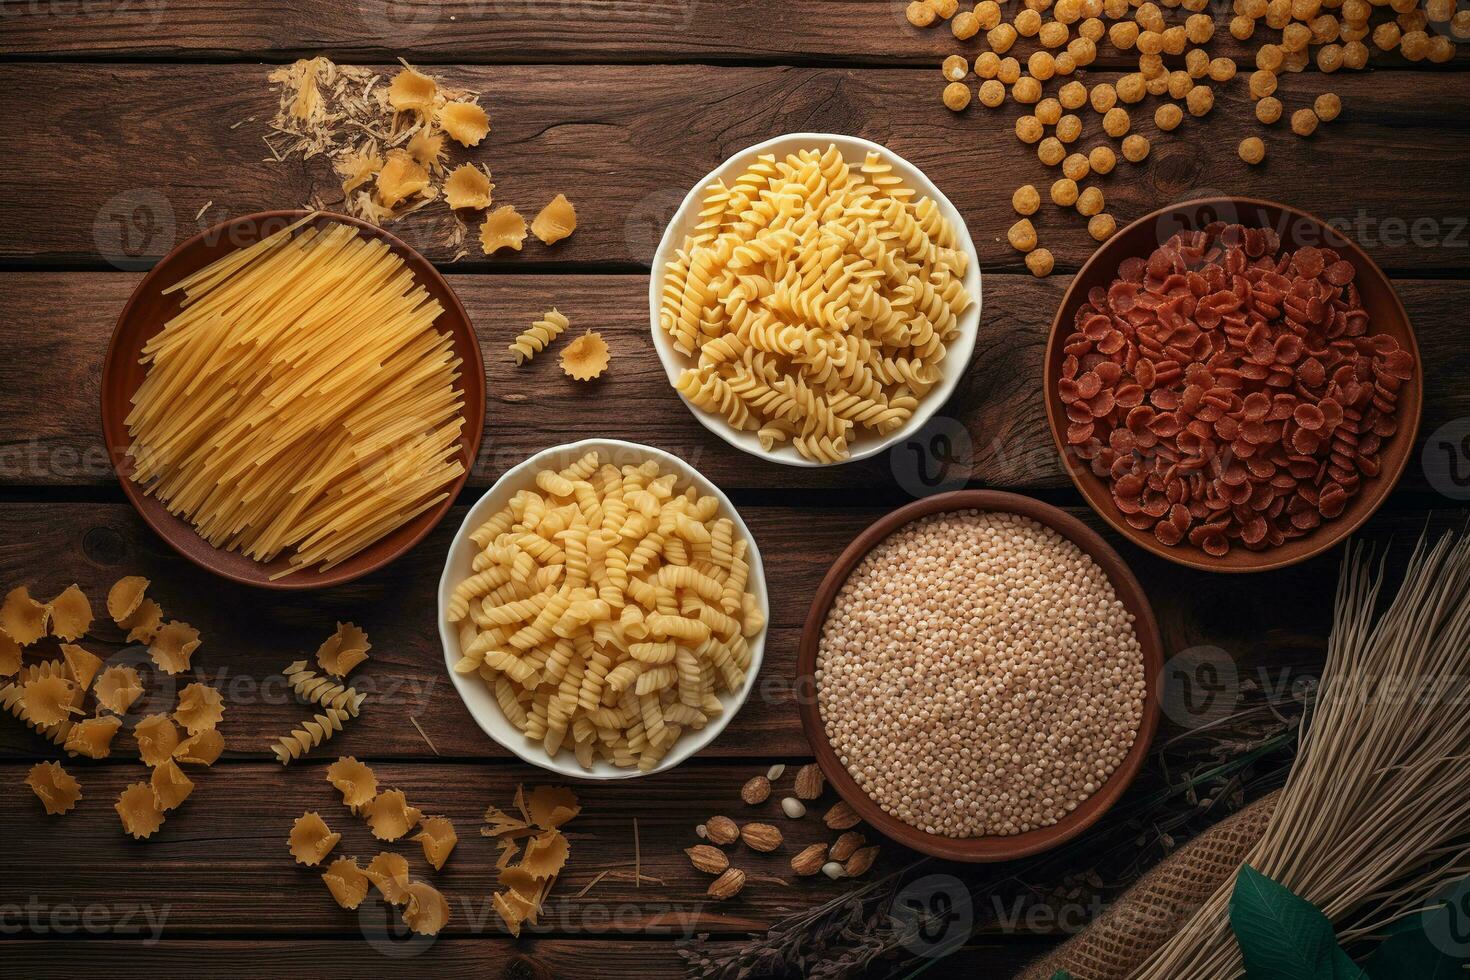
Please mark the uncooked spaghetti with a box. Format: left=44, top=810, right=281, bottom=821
left=125, top=215, right=465, bottom=578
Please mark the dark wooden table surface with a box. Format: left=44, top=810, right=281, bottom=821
left=2, top=3, right=1468, bottom=977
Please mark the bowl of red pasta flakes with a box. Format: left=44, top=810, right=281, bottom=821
left=1045, top=197, right=1421, bottom=572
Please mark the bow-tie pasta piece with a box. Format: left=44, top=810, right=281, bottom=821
left=64, top=715, right=123, bottom=759
left=289, top=812, right=342, bottom=866
left=336, top=149, right=383, bottom=198
left=48, top=585, right=92, bottom=641
left=134, top=713, right=181, bottom=766
left=375, top=150, right=430, bottom=210
left=149, top=622, right=201, bottom=676
left=402, top=881, right=451, bottom=936
left=326, top=756, right=378, bottom=808
left=174, top=728, right=226, bottom=767
left=106, top=576, right=149, bottom=625
left=493, top=887, right=537, bottom=938
left=174, top=683, right=225, bottom=735
left=560, top=331, right=610, bottom=381
left=116, top=782, right=165, bottom=838
left=316, top=623, right=370, bottom=679
left=413, top=816, right=458, bottom=871
left=525, top=785, right=581, bottom=830
left=438, top=101, right=489, bottom=147
left=121, top=600, right=164, bottom=645
left=531, top=194, right=577, bottom=246
left=27, top=761, right=82, bottom=816
left=364, top=789, right=423, bottom=841
left=406, top=128, right=446, bottom=174
left=480, top=205, right=527, bottom=256
left=150, top=759, right=195, bottom=811
left=322, top=857, right=371, bottom=910
left=22, top=675, right=80, bottom=727
left=444, top=164, right=494, bottom=210
left=94, top=665, right=144, bottom=715
left=2, top=586, right=50, bottom=645
left=387, top=67, right=437, bottom=115
left=60, top=644, right=104, bottom=692
left=364, top=852, right=412, bottom=905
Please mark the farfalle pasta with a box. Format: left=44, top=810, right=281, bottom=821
left=322, top=857, right=371, bottom=909
left=438, top=101, right=489, bottom=147
left=134, top=713, right=181, bottom=766
left=402, top=881, right=451, bottom=935
left=116, top=782, right=165, bottom=838
left=289, top=812, right=342, bottom=865
left=2, top=586, right=50, bottom=645
left=480, top=205, right=527, bottom=255
left=364, top=852, right=412, bottom=905
left=444, top=164, right=493, bottom=210
left=449, top=450, right=764, bottom=771
left=27, top=761, right=82, bottom=816
left=174, top=728, right=225, bottom=766
left=22, top=674, right=79, bottom=727
left=560, top=331, right=610, bottom=381
left=174, top=683, right=225, bottom=735
left=658, top=145, right=973, bottom=463
left=483, top=784, right=578, bottom=937
left=150, top=759, right=195, bottom=811
left=531, top=194, right=577, bottom=245
left=60, top=644, right=103, bottom=691
left=316, top=623, right=370, bottom=678
left=94, top=665, right=144, bottom=715
left=148, top=621, right=200, bottom=676
left=122, top=600, right=163, bottom=645
left=364, top=789, right=422, bottom=841
left=106, top=576, right=149, bottom=625
left=325, top=756, right=378, bottom=808
left=412, top=816, right=458, bottom=870
left=64, top=714, right=123, bottom=759
left=48, top=585, right=92, bottom=641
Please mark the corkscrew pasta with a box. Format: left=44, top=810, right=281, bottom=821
left=448, top=449, right=765, bottom=771
left=658, top=144, right=973, bottom=463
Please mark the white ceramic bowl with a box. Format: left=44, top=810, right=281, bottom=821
left=437, top=438, right=769, bottom=779
left=649, top=132, right=983, bottom=468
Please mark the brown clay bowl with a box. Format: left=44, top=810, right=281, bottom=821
left=796, top=490, right=1163, bottom=862
left=100, top=210, right=485, bottom=590
left=1044, top=197, right=1422, bottom=573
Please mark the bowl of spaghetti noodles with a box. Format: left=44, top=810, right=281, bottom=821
left=101, top=210, right=485, bottom=589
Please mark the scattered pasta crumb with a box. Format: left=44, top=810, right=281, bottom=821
left=484, top=785, right=579, bottom=937
left=559, top=330, right=610, bottom=381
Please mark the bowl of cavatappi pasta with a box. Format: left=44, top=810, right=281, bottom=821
left=438, top=439, right=770, bottom=779
left=651, top=132, right=982, bottom=467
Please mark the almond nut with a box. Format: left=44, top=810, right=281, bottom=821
left=685, top=844, right=729, bottom=875
left=845, top=845, right=880, bottom=877
left=823, top=800, right=861, bottom=830
left=790, top=843, right=827, bottom=876
left=830, top=831, right=866, bottom=863
left=705, top=815, right=739, bottom=845
left=741, top=775, right=771, bottom=805
left=707, top=867, right=746, bottom=900
left=794, top=763, right=825, bottom=800
left=740, top=822, right=783, bottom=852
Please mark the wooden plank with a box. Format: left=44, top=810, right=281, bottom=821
left=0, top=502, right=1462, bottom=761
left=3, top=64, right=1467, bottom=272
left=0, top=0, right=1463, bottom=71
left=0, top=938, right=1058, bottom=978
left=2, top=271, right=1467, bottom=493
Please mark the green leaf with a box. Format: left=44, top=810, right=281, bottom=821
left=1363, top=877, right=1470, bottom=980
left=1048, top=972, right=1074, bottom=980
left=1229, top=864, right=1369, bottom=980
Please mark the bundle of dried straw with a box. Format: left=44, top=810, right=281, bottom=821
left=1135, top=530, right=1470, bottom=976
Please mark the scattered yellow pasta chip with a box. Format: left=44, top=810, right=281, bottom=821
left=326, top=756, right=378, bottom=808
left=559, top=330, right=610, bottom=381
left=316, top=622, right=370, bottom=679
left=149, top=621, right=201, bottom=676
left=64, top=714, right=123, bottom=759
left=444, top=163, right=493, bottom=210
left=407, top=127, right=447, bottom=174
left=482, top=801, right=530, bottom=838
left=0, top=630, right=19, bottom=676
left=22, top=674, right=80, bottom=727
left=525, top=785, right=581, bottom=830
left=521, top=828, right=570, bottom=878
left=289, top=811, right=342, bottom=866
left=174, top=727, right=225, bottom=766
left=484, top=784, right=578, bottom=933
left=27, top=761, right=81, bottom=816
left=364, top=789, right=422, bottom=841
left=174, top=683, right=225, bottom=735
left=479, top=204, right=527, bottom=255
left=106, top=576, right=149, bottom=624
left=387, top=67, right=437, bottom=114
left=413, top=815, right=458, bottom=870
left=323, top=857, right=371, bottom=910
left=2, top=586, right=50, bottom=645
left=530, top=193, right=577, bottom=245
left=493, top=887, right=536, bottom=937
left=134, top=713, right=181, bottom=767
left=496, top=837, right=521, bottom=869
left=364, top=852, right=412, bottom=905
left=94, top=665, right=143, bottom=715
left=48, top=584, right=92, bottom=641
left=375, top=149, right=430, bottom=210
left=438, top=101, right=489, bottom=147
left=336, top=149, right=383, bottom=197
left=121, top=599, right=164, bottom=645
left=60, top=644, right=103, bottom=691
left=402, top=880, right=451, bottom=935
left=150, top=759, right=195, bottom=811
left=116, top=781, right=164, bottom=838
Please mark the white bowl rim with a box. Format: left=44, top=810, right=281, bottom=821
left=436, top=438, right=770, bottom=780
left=647, top=131, right=984, bottom=468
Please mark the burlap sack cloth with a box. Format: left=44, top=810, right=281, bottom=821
left=1017, top=790, right=1280, bottom=980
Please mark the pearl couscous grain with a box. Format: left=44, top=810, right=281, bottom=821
left=815, top=511, right=1146, bottom=838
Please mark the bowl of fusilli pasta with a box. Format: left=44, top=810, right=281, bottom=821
left=651, top=133, right=982, bottom=467
left=437, top=439, right=770, bottom=778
